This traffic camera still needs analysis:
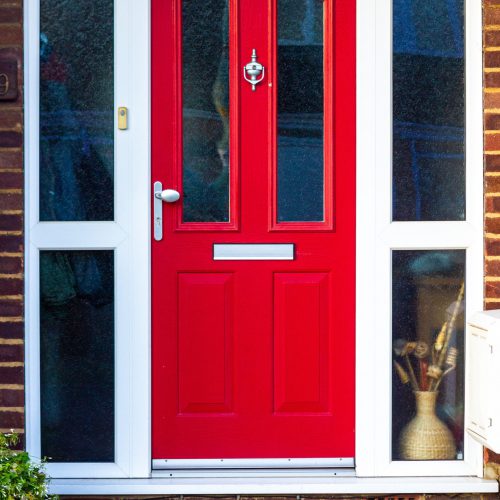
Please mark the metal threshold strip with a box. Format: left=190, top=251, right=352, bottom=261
left=152, top=457, right=353, bottom=470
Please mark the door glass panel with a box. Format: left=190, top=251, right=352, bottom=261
left=182, top=0, right=230, bottom=223
left=40, top=250, right=114, bottom=462
left=40, top=0, right=114, bottom=221
left=277, top=0, right=324, bottom=222
left=392, top=250, right=465, bottom=461
left=393, top=0, right=465, bottom=221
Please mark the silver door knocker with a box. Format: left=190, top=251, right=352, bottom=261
left=243, top=49, right=265, bottom=91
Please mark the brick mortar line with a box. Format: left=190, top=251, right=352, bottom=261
left=0, top=385, right=23, bottom=390
left=0, top=318, right=23, bottom=323
left=0, top=253, right=22, bottom=258
left=0, top=407, right=24, bottom=413
left=0, top=127, right=22, bottom=132
left=0, top=232, right=22, bottom=237
left=0, top=362, right=23, bottom=367
left=0, top=429, right=24, bottom=434
left=0, top=339, right=23, bottom=345
left=0, top=295, right=22, bottom=300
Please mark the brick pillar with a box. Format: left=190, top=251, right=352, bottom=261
left=484, top=0, right=500, bottom=482
left=0, top=1, right=24, bottom=443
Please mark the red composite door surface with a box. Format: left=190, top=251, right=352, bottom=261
left=152, top=0, right=355, bottom=461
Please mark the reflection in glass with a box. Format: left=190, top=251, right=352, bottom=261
left=277, top=0, right=324, bottom=222
left=182, top=0, right=229, bottom=222
left=392, top=250, right=465, bottom=461
left=40, top=0, right=114, bottom=221
left=393, top=0, right=465, bottom=221
left=41, top=251, right=114, bottom=462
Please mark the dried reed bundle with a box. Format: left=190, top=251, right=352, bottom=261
left=393, top=280, right=464, bottom=393
left=428, top=282, right=464, bottom=392
left=394, top=361, right=410, bottom=385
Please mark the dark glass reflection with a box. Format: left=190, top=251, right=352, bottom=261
left=392, top=250, right=465, bottom=461
left=277, top=0, right=324, bottom=222
left=41, top=251, right=114, bottom=462
left=393, top=0, right=465, bottom=221
left=182, top=0, right=229, bottom=222
left=40, top=0, right=114, bottom=221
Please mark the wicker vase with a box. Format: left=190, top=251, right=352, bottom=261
left=399, top=391, right=456, bottom=460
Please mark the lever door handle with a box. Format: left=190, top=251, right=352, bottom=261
left=153, top=182, right=180, bottom=241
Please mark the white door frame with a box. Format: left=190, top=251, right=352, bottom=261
left=355, top=0, right=484, bottom=477
left=24, top=0, right=151, bottom=478
left=24, top=0, right=485, bottom=482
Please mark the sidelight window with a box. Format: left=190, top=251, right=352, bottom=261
left=356, top=0, right=483, bottom=477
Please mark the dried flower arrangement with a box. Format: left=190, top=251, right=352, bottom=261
left=393, top=281, right=464, bottom=393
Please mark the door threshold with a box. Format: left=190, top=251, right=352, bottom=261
left=152, top=457, right=354, bottom=469
left=49, top=476, right=499, bottom=496
left=152, top=467, right=356, bottom=479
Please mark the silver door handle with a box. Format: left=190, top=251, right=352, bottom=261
left=155, top=188, right=180, bottom=203
left=153, top=182, right=180, bottom=241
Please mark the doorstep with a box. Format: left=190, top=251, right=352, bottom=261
left=49, top=476, right=499, bottom=496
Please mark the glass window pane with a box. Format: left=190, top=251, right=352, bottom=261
left=393, top=0, right=465, bottom=221
left=392, top=250, right=465, bottom=461
left=40, top=0, right=114, bottom=221
left=277, top=0, right=324, bottom=222
left=182, top=0, right=230, bottom=223
left=40, top=250, right=114, bottom=462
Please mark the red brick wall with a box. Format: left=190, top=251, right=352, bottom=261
left=0, top=0, right=24, bottom=443
left=484, top=0, right=500, bottom=482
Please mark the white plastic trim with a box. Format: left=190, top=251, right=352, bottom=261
left=356, top=0, right=484, bottom=477
left=48, top=476, right=498, bottom=496
left=23, top=0, right=488, bottom=487
left=24, top=0, right=151, bottom=479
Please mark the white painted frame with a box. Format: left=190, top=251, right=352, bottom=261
left=24, top=0, right=151, bottom=478
left=22, top=0, right=489, bottom=490
left=356, top=0, right=484, bottom=477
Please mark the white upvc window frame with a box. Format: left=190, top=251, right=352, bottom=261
left=22, top=0, right=492, bottom=492
left=356, top=0, right=484, bottom=477
left=24, top=0, right=151, bottom=478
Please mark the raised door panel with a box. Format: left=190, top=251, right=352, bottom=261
left=274, top=272, right=330, bottom=414
left=178, top=273, right=234, bottom=414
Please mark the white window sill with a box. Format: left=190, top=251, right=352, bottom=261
left=50, top=476, right=499, bottom=496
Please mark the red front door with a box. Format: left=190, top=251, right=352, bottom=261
left=152, top=0, right=355, bottom=461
